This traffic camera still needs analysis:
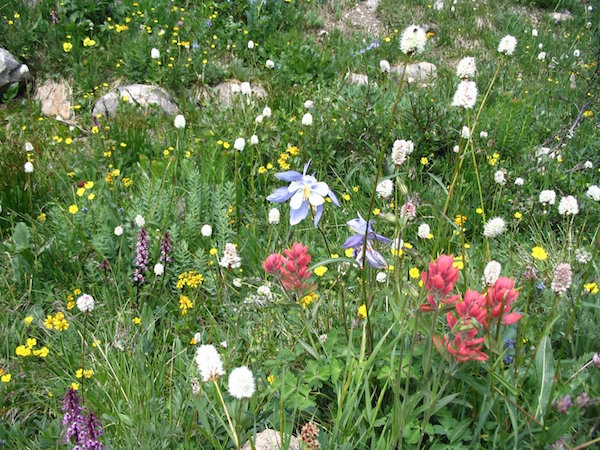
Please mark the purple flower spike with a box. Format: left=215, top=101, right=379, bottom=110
left=133, top=227, right=148, bottom=285
left=267, top=160, right=339, bottom=227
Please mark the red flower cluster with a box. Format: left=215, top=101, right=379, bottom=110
left=422, top=255, right=522, bottom=363
left=263, top=243, right=312, bottom=296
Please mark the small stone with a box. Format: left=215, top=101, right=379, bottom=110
left=550, top=10, right=573, bottom=22
left=390, top=62, right=437, bottom=83
left=241, top=429, right=300, bottom=450
left=92, top=84, right=179, bottom=119
left=346, top=72, right=370, bottom=86
left=0, top=47, right=31, bottom=93
left=198, top=79, right=267, bottom=107
left=34, top=79, right=73, bottom=120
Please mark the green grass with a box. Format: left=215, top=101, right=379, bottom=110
left=0, top=0, right=599, bottom=448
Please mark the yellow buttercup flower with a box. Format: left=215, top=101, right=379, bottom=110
left=358, top=304, right=367, bottom=319
left=63, top=42, right=73, bottom=52
left=531, top=246, right=548, bottom=261
left=313, top=266, right=328, bottom=277
left=68, top=204, right=78, bottom=214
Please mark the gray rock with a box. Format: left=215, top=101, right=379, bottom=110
left=346, top=72, right=370, bottom=86
left=240, top=429, right=300, bottom=450
left=92, top=84, right=179, bottom=118
left=365, top=0, right=380, bottom=11
left=390, top=62, right=437, bottom=83
left=0, top=47, right=31, bottom=91
left=197, top=80, right=267, bottom=107
left=550, top=10, right=573, bottom=22
left=34, top=79, right=73, bottom=120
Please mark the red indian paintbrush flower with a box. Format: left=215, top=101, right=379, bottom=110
left=263, top=243, right=313, bottom=297
left=485, top=277, right=521, bottom=326
left=420, top=254, right=460, bottom=312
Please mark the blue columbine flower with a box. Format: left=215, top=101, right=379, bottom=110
left=267, top=160, right=339, bottom=227
left=342, top=213, right=391, bottom=269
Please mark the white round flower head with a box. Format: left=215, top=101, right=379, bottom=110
left=114, top=225, right=124, bottom=236
left=234, top=137, right=245, bottom=151
left=195, top=344, right=225, bottom=382
left=532, top=29, right=538, bottom=37
left=220, top=243, right=241, bottom=269
left=434, top=0, right=444, bottom=11
left=483, top=261, right=502, bottom=286
left=400, top=25, right=427, bottom=55
left=494, top=170, right=506, bottom=186
left=461, top=126, right=470, bottom=139
left=24, top=142, right=34, bottom=152
left=538, top=52, right=546, bottom=61
left=201, top=224, right=212, bottom=237
left=376, top=179, right=394, bottom=199
left=240, top=82, right=251, bottom=96
left=193, top=332, right=202, bottom=343
left=391, top=139, right=414, bottom=166
left=257, top=285, right=271, bottom=297
left=302, top=113, right=313, bottom=126
left=573, top=49, right=580, bottom=58
left=498, top=35, right=517, bottom=55
left=480, top=131, right=488, bottom=138
left=220, top=341, right=227, bottom=348
left=539, top=190, right=556, bottom=205
left=483, top=217, right=506, bottom=238
left=304, top=100, right=314, bottom=109
left=174, top=114, right=186, bottom=129
left=539, top=43, right=543, bottom=49
left=247, top=40, right=254, bottom=49
left=24, top=162, right=34, bottom=173
left=76, top=294, right=95, bottom=313
left=255, top=114, right=264, bottom=124
left=135, top=214, right=145, bottom=227
left=514, top=177, right=524, bottom=186
left=586, top=185, right=600, bottom=201
left=154, top=263, right=164, bottom=276
left=452, top=80, right=478, bottom=109
left=417, top=223, right=431, bottom=239
left=232, top=278, right=242, bottom=288
left=376, top=272, right=387, bottom=283
left=453, top=145, right=460, bottom=153
left=265, top=59, right=275, bottom=69
left=151, top=47, right=160, bottom=59
left=268, top=208, right=280, bottom=225
left=575, top=248, right=592, bottom=264
left=380, top=59, right=391, bottom=73
left=250, top=135, right=259, bottom=145
left=262, top=106, right=272, bottom=118
left=558, top=195, right=579, bottom=215
left=228, top=366, right=256, bottom=399
left=583, top=160, right=593, bottom=169
left=456, top=57, right=476, bottom=79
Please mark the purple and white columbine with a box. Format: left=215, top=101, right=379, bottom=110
left=267, top=160, right=339, bottom=227
left=342, top=214, right=391, bottom=269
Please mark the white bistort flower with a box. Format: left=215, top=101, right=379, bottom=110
left=220, top=243, right=241, bottom=269
left=456, top=57, right=476, bottom=79
left=558, top=195, right=579, bottom=215
left=573, top=49, right=580, bottom=58
left=583, top=161, right=593, bottom=169
left=151, top=48, right=160, bottom=59
left=532, top=29, right=538, bottom=37
left=240, top=82, right=251, bottom=96
left=483, top=261, right=502, bottom=286
left=250, top=135, right=259, bottom=145
left=586, top=185, right=600, bottom=201
left=391, top=139, right=414, bottom=166
left=114, top=225, right=124, bottom=236
left=498, top=35, right=517, bottom=55
left=539, top=190, right=556, bottom=205
left=461, top=126, right=470, bottom=139
left=135, top=214, right=145, bottom=227
left=538, top=52, right=546, bottom=61
left=227, top=366, right=256, bottom=399
left=234, top=138, right=245, bottom=151
left=434, top=0, right=444, bottom=11
left=417, top=223, right=431, bottom=239
left=483, top=217, right=506, bottom=238
left=154, top=263, right=164, bottom=276
left=265, top=59, right=275, bottom=69
left=514, top=177, right=524, bottom=186
left=304, top=100, right=314, bottom=109
left=452, top=80, right=478, bottom=109
left=268, top=208, right=280, bottom=224
left=302, top=113, right=313, bottom=126
left=76, top=294, right=95, bottom=313
left=380, top=59, right=391, bottom=73
left=376, top=272, right=387, bottom=283
left=400, top=25, right=427, bottom=55
left=247, top=40, right=254, bottom=49
left=262, top=106, right=272, bottom=118
left=376, top=179, right=394, bottom=199
left=174, top=114, right=186, bottom=129
left=255, top=114, right=264, bottom=124
left=24, top=142, right=34, bottom=152
left=201, top=224, right=212, bottom=237
left=195, top=344, right=224, bottom=382
left=24, top=162, right=34, bottom=173
left=494, top=170, right=506, bottom=186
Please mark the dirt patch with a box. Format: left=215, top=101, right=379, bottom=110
left=323, top=0, right=384, bottom=36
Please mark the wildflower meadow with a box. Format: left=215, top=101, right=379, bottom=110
left=1, top=0, right=599, bottom=448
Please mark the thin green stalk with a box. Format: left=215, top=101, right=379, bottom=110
left=213, top=380, right=239, bottom=448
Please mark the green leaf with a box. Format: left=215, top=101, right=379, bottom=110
left=3, top=82, right=19, bottom=101
left=13, top=222, right=30, bottom=252
left=534, top=335, right=555, bottom=423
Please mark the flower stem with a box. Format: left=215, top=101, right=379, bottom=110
left=213, top=380, right=239, bottom=448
